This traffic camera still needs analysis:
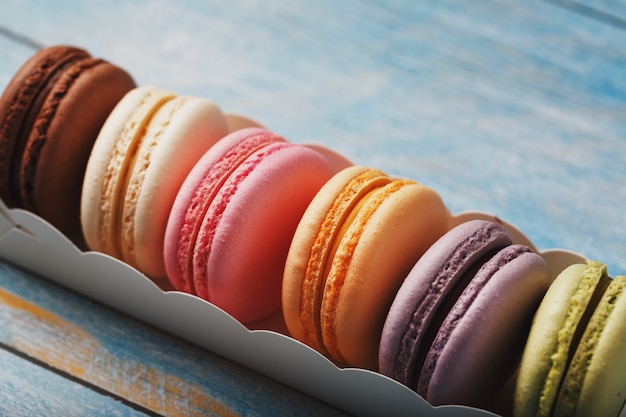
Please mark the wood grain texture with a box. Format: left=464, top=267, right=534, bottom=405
left=0, top=347, right=150, bottom=417
left=0, top=262, right=348, bottom=416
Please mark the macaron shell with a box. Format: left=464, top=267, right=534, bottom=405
left=283, top=166, right=394, bottom=354
left=555, top=275, right=626, bottom=417
left=164, top=128, right=286, bottom=294
left=0, top=45, right=136, bottom=238
left=514, top=261, right=608, bottom=417
left=378, top=220, right=512, bottom=387
left=81, top=86, right=174, bottom=258
left=324, top=180, right=451, bottom=370
left=30, top=58, right=135, bottom=237
left=122, top=95, right=228, bottom=278
left=0, top=46, right=90, bottom=207
left=421, top=246, right=550, bottom=409
left=197, top=142, right=335, bottom=323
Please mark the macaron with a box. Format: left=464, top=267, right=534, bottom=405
left=379, top=219, right=551, bottom=411
left=0, top=45, right=136, bottom=240
left=515, top=260, right=626, bottom=417
left=164, top=127, right=336, bottom=324
left=81, top=85, right=229, bottom=281
left=282, top=165, right=452, bottom=370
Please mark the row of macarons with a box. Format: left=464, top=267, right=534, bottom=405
left=1, top=45, right=624, bottom=417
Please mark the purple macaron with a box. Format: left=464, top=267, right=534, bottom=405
left=379, top=219, right=551, bottom=412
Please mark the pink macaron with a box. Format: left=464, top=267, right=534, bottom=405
left=164, top=127, right=337, bottom=324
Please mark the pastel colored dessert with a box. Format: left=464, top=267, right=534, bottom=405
left=378, top=219, right=551, bottom=412
left=81, top=86, right=230, bottom=281
left=0, top=45, right=135, bottom=240
left=282, top=165, right=452, bottom=370
left=515, top=260, right=626, bottom=417
left=164, top=127, right=336, bottom=324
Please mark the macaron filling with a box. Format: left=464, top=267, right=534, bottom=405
left=10, top=58, right=79, bottom=202
left=98, top=90, right=174, bottom=258
left=555, top=274, right=626, bottom=417
left=120, top=96, right=190, bottom=266
left=321, top=177, right=414, bottom=364
left=19, top=57, right=106, bottom=212
left=417, top=244, right=532, bottom=398
left=0, top=48, right=90, bottom=206
left=192, top=141, right=294, bottom=299
left=299, top=169, right=392, bottom=354
left=390, top=222, right=511, bottom=387
left=2, top=49, right=91, bottom=207
left=173, top=130, right=282, bottom=294
left=536, top=260, right=610, bottom=416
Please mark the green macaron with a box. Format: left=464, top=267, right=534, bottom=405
left=515, top=260, right=626, bottom=417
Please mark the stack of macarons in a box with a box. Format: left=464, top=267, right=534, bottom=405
left=1, top=45, right=624, bottom=417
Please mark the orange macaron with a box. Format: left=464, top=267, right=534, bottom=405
left=282, top=165, right=452, bottom=370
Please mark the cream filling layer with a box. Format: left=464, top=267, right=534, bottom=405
left=98, top=90, right=174, bottom=258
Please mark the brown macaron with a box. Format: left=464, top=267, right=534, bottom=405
left=0, top=45, right=136, bottom=240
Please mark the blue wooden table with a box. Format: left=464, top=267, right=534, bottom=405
left=0, top=1, right=625, bottom=415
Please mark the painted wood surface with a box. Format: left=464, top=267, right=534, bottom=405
left=0, top=261, right=348, bottom=416
left=0, top=0, right=624, bottom=415
left=0, top=347, right=149, bottom=417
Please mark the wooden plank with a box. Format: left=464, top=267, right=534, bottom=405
left=0, top=261, right=349, bottom=417
left=0, top=347, right=150, bottom=417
